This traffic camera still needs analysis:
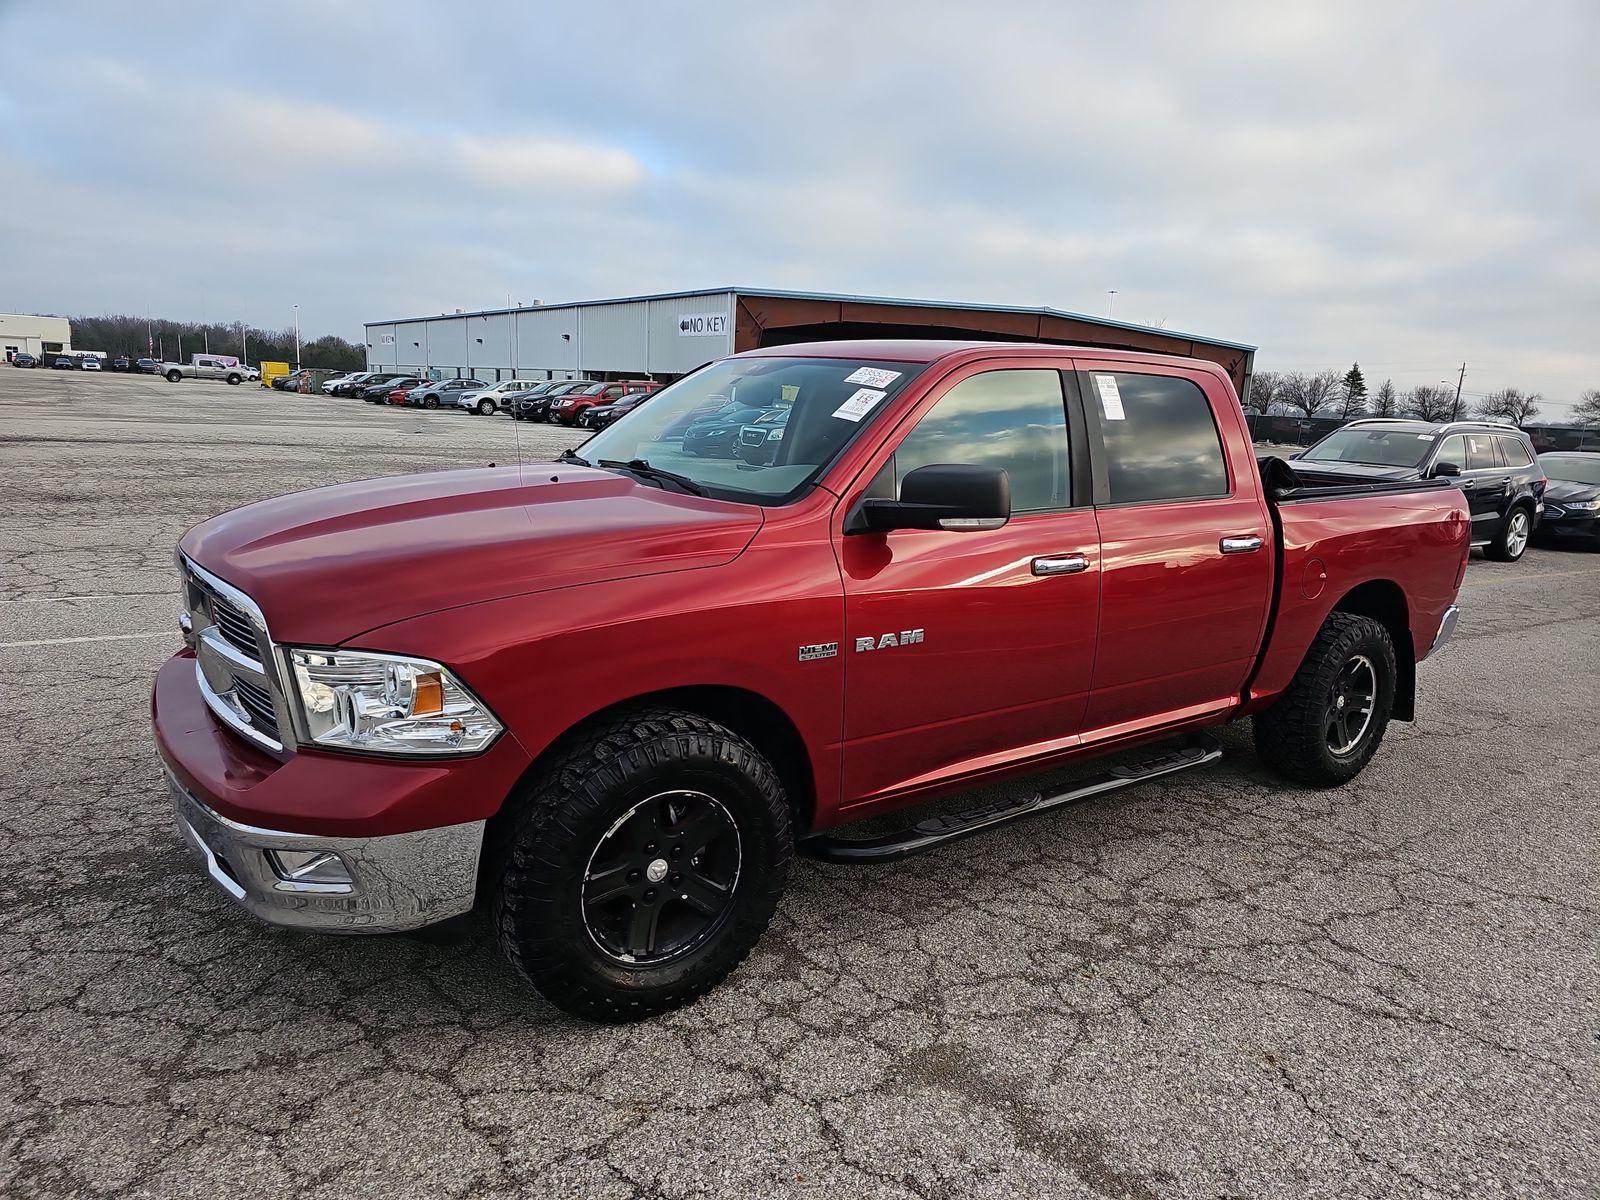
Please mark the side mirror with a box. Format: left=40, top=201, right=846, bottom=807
left=1431, top=461, right=1462, bottom=478
left=847, top=464, right=1011, bottom=534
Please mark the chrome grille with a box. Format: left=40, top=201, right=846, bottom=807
left=740, top=427, right=763, bottom=446
left=180, top=555, right=294, bottom=758
left=210, top=592, right=261, bottom=658
left=232, top=675, right=280, bottom=739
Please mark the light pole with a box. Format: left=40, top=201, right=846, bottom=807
left=1107, top=290, right=1118, bottom=318
left=293, top=305, right=301, bottom=369
left=239, top=321, right=247, bottom=367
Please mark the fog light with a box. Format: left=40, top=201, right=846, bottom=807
left=266, top=848, right=354, bottom=886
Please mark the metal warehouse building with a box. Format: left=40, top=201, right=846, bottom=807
left=364, top=287, right=1256, bottom=397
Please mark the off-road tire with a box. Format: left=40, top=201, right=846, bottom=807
left=1252, top=612, right=1396, bottom=788
left=1484, top=503, right=1532, bottom=562
left=492, top=707, right=793, bottom=1023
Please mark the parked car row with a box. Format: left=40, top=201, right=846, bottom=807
left=1290, top=417, right=1600, bottom=557
left=316, top=371, right=665, bottom=424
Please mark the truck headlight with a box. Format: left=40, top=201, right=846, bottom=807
left=287, top=649, right=501, bottom=755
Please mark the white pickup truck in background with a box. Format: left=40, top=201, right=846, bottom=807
left=161, top=355, right=259, bottom=385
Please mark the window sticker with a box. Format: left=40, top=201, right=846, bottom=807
left=832, top=388, right=886, bottom=422
left=1416, top=433, right=1434, bottom=440
left=844, top=367, right=901, bottom=388
left=1093, top=374, right=1125, bottom=420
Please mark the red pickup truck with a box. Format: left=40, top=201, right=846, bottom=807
left=154, top=340, right=1468, bottom=1021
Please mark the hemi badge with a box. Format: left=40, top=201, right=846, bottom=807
left=798, top=642, right=838, bottom=662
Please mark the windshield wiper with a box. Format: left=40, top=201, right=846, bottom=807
left=557, top=449, right=591, bottom=467
left=597, top=458, right=707, bottom=496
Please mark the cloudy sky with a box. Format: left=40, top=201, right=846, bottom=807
left=2, top=0, right=1595, bottom=414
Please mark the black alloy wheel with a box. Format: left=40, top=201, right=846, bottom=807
left=581, top=790, right=741, bottom=965
left=1325, top=654, right=1377, bottom=757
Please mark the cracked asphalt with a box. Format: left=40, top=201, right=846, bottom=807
left=2, top=368, right=1596, bottom=1199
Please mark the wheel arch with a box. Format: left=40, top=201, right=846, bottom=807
left=1330, top=579, right=1415, bottom=721
left=486, top=684, right=818, bottom=857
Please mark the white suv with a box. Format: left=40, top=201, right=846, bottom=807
left=457, top=379, right=544, bottom=416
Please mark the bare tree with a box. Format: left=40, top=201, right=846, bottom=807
left=1405, top=385, right=1455, bottom=422
left=1279, top=370, right=1342, bottom=418
left=1370, top=378, right=1399, bottom=418
left=1244, top=370, right=1281, bottom=416
left=1567, top=388, right=1600, bottom=428
left=1475, top=388, right=1541, bottom=427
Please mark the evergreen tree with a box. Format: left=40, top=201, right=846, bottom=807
left=1341, top=362, right=1368, bottom=418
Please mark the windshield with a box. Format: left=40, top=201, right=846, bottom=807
left=1301, top=428, right=1437, bottom=468
left=574, top=355, right=925, bottom=504
left=1542, top=455, right=1600, bottom=485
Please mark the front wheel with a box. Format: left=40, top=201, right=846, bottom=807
left=476, top=398, right=494, bottom=416
left=424, top=395, right=439, bottom=409
left=1253, top=612, right=1396, bottom=788
left=493, top=707, right=793, bottom=1023
left=226, top=374, right=242, bottom=385
left=1485, top=505, right=1532, bottom=562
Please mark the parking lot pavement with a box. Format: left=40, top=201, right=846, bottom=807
left=2, top=367, right=1597, bottom=1200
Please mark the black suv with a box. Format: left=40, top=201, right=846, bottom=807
left=1294, top=419, right=1546, bottom=562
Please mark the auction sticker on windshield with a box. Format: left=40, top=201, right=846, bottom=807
left=833, top=388, right=886, bottom=422
left=844, top=367, right=901, bottom=388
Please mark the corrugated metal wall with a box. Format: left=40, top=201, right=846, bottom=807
left=367, top=293, right=736, bottom=379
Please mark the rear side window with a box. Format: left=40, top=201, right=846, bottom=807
left=1464, top=433, right=1500, bottom=471
left=1497, top=437, right=1533, bottom=467
left=1090, top=372, right=1228, bottom=504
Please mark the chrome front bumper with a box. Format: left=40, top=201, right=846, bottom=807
left=1424, top=604, right=1461, bottom=660
left=167, top=770, right=484, bottom=933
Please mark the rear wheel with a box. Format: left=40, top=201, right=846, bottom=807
left=1485, top=504, right=1532, bottom=562
left=1253, top=612, right=1396, bottom=788
left=165, top=370, right=182, bottom=383
left=493, top=707, right=792, bottom=1023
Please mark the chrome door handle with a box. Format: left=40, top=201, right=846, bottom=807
left=1219, top=535, right=1264, bottom=554
left=1032, top=554, right=1090, bottom=576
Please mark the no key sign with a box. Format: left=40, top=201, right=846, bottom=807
left=677, top=312, right=729, bottom=337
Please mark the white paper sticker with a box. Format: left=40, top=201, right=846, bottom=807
left=1415, top=433, right=1435, bottom=440
left=844, top=367, right=901, bottom=388
left=833, top=388, right=886, bottom=422
left=1093, top=374, right=1125, bottom=420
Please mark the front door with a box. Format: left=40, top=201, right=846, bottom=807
left=836, top=364, right=1102, bottom=806
left=1435, top=432, right=1506, bottom=540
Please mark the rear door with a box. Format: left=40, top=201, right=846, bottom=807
left=1077, top=363, right=1274, bottom=737
left=836, top=362, right=1102, bottom=805
left=1436, top=433, right=1503, bottom=537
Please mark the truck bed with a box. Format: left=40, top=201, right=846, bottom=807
left=1256, top=455, right=1457, bottom=504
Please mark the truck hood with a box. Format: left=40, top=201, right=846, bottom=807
left=180, top=466, right=764, bottom=646
left=1289, top=459, right=1419, bottom=482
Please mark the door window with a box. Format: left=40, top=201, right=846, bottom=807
left=886, top=369, right=1071, bottom=513
left=1435, top=435, right=1467, bottom=471
left=1464, top=433, right=1500, bottom=471
left=1090, top=372, right=1228, bottom=503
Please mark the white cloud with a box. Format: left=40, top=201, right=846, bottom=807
left=0, top=0, right=1595, bottom=412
